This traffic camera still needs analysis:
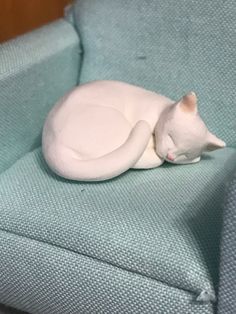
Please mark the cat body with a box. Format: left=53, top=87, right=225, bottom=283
left=42, top=80, right=225, bottom=181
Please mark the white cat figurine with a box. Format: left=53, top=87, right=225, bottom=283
left=42, top=80, right=225, bottom=181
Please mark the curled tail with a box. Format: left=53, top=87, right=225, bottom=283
left=43, top=120, right=151, bottom=181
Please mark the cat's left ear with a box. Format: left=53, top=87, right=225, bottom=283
left=178, top=92, right=198, bottom=114
left=205, top=132, right=226, bottom=151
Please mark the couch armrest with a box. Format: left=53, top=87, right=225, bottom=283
left=0, top=19, right=81, bottom=173
left=218, top=172, right=236, bottom=314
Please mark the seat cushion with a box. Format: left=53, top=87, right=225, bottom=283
left=0, top=147, right=236, bottom=311
left=74, top=0, right=236, bottom=147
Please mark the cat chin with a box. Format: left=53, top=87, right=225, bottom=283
left=165, top=156, right=201, bottom=165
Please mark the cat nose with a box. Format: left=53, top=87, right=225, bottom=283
left=166, top=152, right=175, bottom=161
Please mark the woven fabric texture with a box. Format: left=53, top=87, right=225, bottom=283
left=0, top=147, right=236, bottom=313
left=0, top=230, right=214, bottom=314
left=0, top=1, right=235, bottom=312
left=218, top=172, right=236, bottom=314
left=74, top=0, right=236, bottom=147
left=0, top=19, right=81, bottom=174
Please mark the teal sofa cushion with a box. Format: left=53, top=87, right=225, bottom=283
left=74, top=0, right=236, bottom=147
left=0, top=230, right=213, bottom=314
left=0, top=147, right=236, bottom=313
left=0, top=19, right=81, bottom=174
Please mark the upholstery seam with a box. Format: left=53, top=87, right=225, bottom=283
left=0, top=148, right=40, bottom=177
left=0, top=227, right=213, bottom=304
left=2, top=146, right=236, bottom=178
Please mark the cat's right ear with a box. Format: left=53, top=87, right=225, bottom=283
left=177, top=92, right=198, bottom=114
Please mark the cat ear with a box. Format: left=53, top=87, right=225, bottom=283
left=205, top=132, right=226, bottom=151
left=178, top=92, right=198, bottom=114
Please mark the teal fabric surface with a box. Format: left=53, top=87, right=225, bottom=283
left=218, top=171, right=236, bottom=314
left=0, top=147, right=236, bottom=313
left=0, top=19, right=81, bottom=174
left=0, top=1, right=235, bottom=312
left=0, top=230, right=214, bottom=314
left=74, top=0, right=236, bottom=147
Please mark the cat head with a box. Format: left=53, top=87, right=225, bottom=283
left=155, top=92, right=225, bottom=164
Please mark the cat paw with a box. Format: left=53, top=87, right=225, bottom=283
left=132, top=149, right=164, bottom=169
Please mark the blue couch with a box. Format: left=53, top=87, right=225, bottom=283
left=0, top=1, right=235, bottom=313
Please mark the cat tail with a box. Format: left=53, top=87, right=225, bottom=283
left=44, top=120, right=151, bottom=182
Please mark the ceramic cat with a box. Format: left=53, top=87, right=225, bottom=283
left=42, top=80, right=225, bottom=181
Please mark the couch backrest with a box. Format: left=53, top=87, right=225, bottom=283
left=74, top=0, right=236, bottom=147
